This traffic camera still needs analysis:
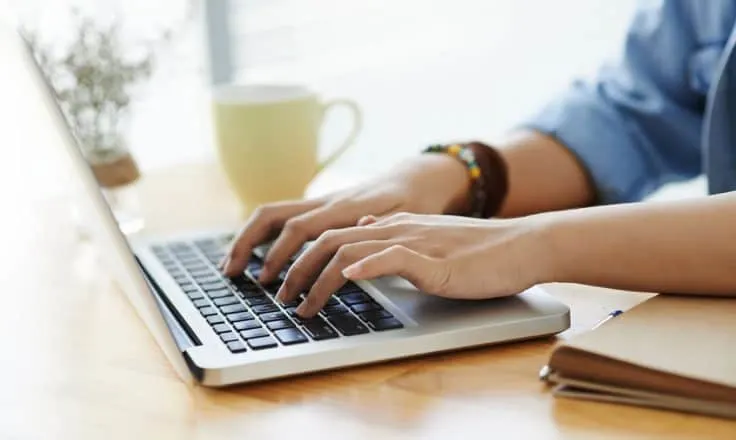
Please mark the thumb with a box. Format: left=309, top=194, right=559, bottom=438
left=342, top=245, right=446, bottom=294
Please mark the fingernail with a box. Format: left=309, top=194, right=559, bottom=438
left=342, top=264, right=360, bottom=279
left=275, top=286, right=286, bottom=303
left=221, top=257, right=232, bottom=274
left=295, top=304, right=307, bottom=316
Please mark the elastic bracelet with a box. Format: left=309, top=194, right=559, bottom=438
left=423, top=143, right=486, bottom=217
left=423, top=141, right=508, bottom=218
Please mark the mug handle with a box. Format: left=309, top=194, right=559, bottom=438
left=315, top=99, right=363, bottom=176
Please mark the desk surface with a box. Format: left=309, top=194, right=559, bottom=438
left=2, top=157, right=735, bottom=440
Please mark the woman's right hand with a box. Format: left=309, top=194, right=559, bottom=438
left=222, top=154, right=474, bottom=284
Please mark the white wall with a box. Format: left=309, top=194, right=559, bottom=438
left=16, top=0, right=703, bottom=198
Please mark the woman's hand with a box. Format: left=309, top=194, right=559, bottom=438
left=222, top=154, right=475, bottom=282
left=276, top=213, right=555, bottom=318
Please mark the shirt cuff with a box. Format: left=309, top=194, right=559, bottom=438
left=518, top=83, right=654, bottom=205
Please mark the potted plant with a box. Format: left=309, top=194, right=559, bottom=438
left=23, top=11, right=162, bottom=234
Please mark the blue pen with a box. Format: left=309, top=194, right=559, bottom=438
left=538, top=309, right=624, bottom=382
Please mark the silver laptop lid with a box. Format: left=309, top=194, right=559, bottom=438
left=0, top=15, right=194, bottom=384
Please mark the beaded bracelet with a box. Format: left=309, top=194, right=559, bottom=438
left=423, top=143, right=487, bottom=218
left=423, top=142, right=509, bottom=218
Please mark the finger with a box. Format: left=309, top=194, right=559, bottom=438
left=295, top=240, right=397, bottom=317
left=342, top=245, right=448, bottom=294
left=260, top=201, right=382, bottom=283
left=276, top=226, right=395, bottom=303
left=223, top=199, right=322, bottom=276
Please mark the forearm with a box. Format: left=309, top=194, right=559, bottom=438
left=542, top=193, right=736, bottom=296
left=497, top=131, right=595, bottom=217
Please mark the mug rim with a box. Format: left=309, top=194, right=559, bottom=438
left=212, top=84, right=315, bottom=104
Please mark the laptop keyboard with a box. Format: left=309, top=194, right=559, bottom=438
left=150, top=235, right=404, bottom=353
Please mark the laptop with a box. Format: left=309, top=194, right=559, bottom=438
left=8, top=24, right=570, bottom=386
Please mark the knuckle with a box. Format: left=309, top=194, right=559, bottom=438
left=250, top=205, right=272, bottom=222
left=334, top=244, right=360, bottom=265
left=283, top=217, right=308, bottom=237
left=388, top=244, right=409, bottom=258
left=316, top=229, right=341, bottom=248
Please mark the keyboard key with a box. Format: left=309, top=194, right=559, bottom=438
left=247, top=336, right=278, bottom=350
left=233, top=319, right=261, bottom=331
left=248, top=267, right=263, bottom=279
left=349, top=302, right=382, bottom=314
left=245, top=296, right=273, bottom=306
left=359, top=310, right=393, bottom=322
left=238, top=288, right=266, bottom=299
left=173, top=276, right=189, bottom=285
left=240, top=328, right=269, bottom=340
left=227, top=340, right=247, bottom=353
left=247, top=259, right=262, bottom=271
left=302, top=317, right=339, bottom=341
left=186, top=290, right=204, bottom=300
left=181, top=284, right=199, bottom=294
left=282, top=297, right=303, bottom=308
left=274, top=328, right=308, bottom=345
left=199, top=306, right=217, bottom=317
left=201, top=282, right=228, bottom=291
left=220, top=304, right=247, bottom=314
left=193, top=298, right=210, bottom=308
left=367, top=317, right=404, bottom=331
left=189, top=269, right=216, bottom=278
left=322, top=304, right=349, bottom=316
left=328, top=314, right=369, bottom=336
left=252, top=304, right=279, bottom=314
left=207, top=289, right=232, bottom=299
left=220, top=332, right=239, bottom=343
left=194, top=239, right=218, bottom=248
left=260, top=312, right=287, bottom=322
left=168, top=242, right=192, bottom=251
left=226, top=312, right=254, bottom=322
left=195, top=276, right=223, bottom=285
left=213, top=296, right=239, bottom=307
left=177, top=256, right=201, bottom=264
left=206, top=315, right=225, bottom=325
left=337, top=282, right=364, bottom=295
left=212, top=323, right=231, bottom=334
left=290, top=314, right=309, bottom=325
left=340, top=292, right=371, bottom=305
left=266, top=320, right=295, bottom=331
left=261, top=281, right=282, bottom=293
left=232, top=275, right=257, bottom=289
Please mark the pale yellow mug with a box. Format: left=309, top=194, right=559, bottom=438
left=211, top=84, right=362, bottom=214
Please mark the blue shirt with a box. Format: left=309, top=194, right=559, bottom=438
left=524, top=0, right=736, bottom=203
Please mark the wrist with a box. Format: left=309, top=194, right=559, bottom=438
left=523, top=212, right=574, bottom=285
left=403, top=154, right=473, bottom=214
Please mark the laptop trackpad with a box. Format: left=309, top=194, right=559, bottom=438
left=366, top=276, right=541, bottom=327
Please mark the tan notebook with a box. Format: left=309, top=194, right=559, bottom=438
left=545, top=295, right=736, bottom=419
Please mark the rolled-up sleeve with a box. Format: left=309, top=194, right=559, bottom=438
left=522, top=0, right=707, bottom=204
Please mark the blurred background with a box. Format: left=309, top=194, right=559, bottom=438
left=10, top=0, right=701, bottom=198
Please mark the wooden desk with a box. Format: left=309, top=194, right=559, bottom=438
left=2, top=158, right=735, bottom=440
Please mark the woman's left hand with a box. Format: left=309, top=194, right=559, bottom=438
left=275, top=212, right=556, bottom=318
